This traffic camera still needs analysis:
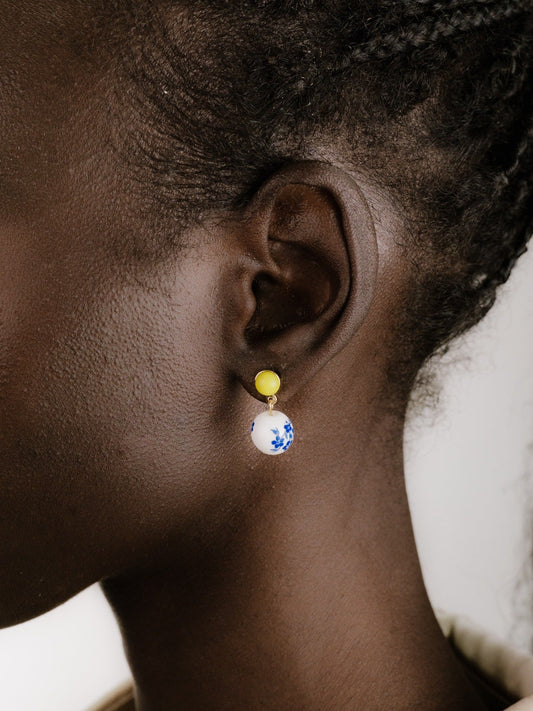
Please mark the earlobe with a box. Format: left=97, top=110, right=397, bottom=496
left=234, top=161, right=379, bottom=401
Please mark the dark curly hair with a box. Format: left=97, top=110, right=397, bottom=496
left=101, top=0, right=533, bottom=400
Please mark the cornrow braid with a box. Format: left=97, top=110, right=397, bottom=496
left=347, top=1, right=531, bottom=61
left=398, top=0, right=524, bottom=14
left=382, top=9, right=533, bottom=396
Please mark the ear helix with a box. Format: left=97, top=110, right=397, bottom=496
left=250, top=370, right=294, bottom=455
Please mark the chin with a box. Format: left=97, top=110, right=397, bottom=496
left=0, top=573, right=88, bottom=631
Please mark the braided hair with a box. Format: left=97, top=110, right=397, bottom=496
left=110, top=0, right=533, bottom=398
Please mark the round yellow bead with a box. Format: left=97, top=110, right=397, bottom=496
left=254, top=370, right=281, bottom=397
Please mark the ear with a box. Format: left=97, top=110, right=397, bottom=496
left=230, top=161, right=378, bottom=401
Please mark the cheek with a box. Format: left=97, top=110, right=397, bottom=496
left=0, top=246, right=222, bottom=627
left=0, top=30, right=232, bottom=624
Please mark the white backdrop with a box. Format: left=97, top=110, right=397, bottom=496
left=1, top=246, right=532, bottom=711
left=406, top=246, right=533, bottom=650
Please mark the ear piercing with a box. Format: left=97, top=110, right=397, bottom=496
left=250, top=370, right=294, bottom=455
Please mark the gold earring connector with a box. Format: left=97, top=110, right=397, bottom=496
left=267, top=395, right=277, bottom=415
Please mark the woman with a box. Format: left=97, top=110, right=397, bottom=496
left=0, top=0, right=532, bottom=709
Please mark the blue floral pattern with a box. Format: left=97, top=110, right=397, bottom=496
left=270, top=420, right=294, bottom=452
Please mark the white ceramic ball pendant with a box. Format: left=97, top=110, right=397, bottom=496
left=250, top=409, right=294, bottom=455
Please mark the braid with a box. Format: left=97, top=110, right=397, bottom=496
left=349, top=1, right=531, bottom=61
left=399, top=0, right=527, bottom=14
left=450, top=20, right=532, bottom=289
left=382, top=7, right=533, bottom=387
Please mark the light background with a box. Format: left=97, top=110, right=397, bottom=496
left=1, top=247, right=532, bottom=711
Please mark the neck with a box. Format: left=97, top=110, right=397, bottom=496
left=102, top=393, right=486, bottom=711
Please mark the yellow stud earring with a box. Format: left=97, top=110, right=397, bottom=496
left=250, top=370, right=294, bottom=455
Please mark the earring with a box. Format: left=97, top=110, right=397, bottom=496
left=250, top=370, right=294, bottom=455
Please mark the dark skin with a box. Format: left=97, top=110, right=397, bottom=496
left=0, top=3, right=489, bottom=710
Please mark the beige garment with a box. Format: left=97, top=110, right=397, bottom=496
left=436, top=612, right=533, bottom=711
left=86, top=683, right=134, bottom=711
left=87, top=612, right=533, bottom=711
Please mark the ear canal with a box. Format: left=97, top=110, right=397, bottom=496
left=245, top=238, right=339, bottom=344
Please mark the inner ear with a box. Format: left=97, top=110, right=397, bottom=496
left=244, top=184, right=346, bottom=345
